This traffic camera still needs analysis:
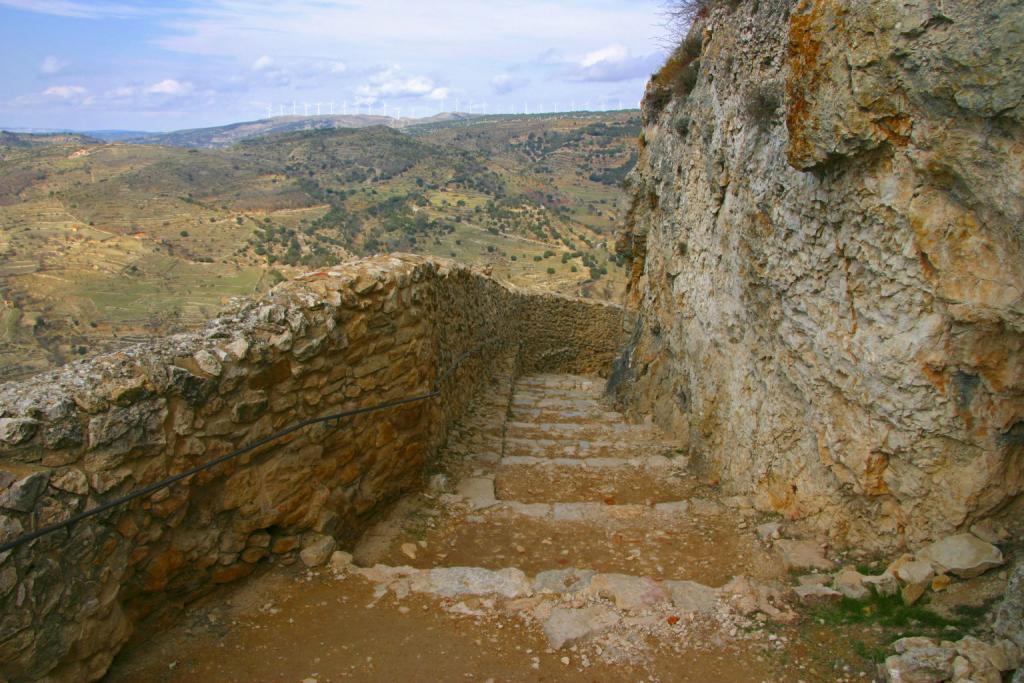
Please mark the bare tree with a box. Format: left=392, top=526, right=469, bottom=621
left=661, top=0, right=714, bottom=44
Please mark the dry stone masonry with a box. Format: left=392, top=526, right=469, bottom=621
left=615, top=0, right=1024, bottom=551
left=0, top=254, right=624, bottom=682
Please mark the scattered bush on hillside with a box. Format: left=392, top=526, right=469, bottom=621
left=674, top=114, right=691, bottom=137
left=546, top=267, right=556, bottom=275
left=643, top=87, right=674, bottom=119
left=744, top=83, right=781, bottom=131
left=589, top=150, right=638, bottom=186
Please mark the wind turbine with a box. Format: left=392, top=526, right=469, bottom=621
left=292, top=101, right=297, bottom=115
left=316, top=102, right=321, bottom=115
left=329, top=102, right=334, bottom=115
left=342, top=101, right=348, bottom=115
left=279, top=104, right=284, bottom=116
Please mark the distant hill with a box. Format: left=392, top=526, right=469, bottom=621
left=0, top=130, right=102, bottom=149
left=85, top=130, right=156, bottom=142
left=125, top=112, right=480, bottom=149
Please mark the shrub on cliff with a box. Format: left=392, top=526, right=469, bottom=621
left=665, top=0, right=742, bottom=32
left=668, top=0, right=713, bottom=22
left=744, top=83, right=781, bottom=131
left=645, top=21, right=704, bottom=120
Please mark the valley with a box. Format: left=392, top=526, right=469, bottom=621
left=0, top=111, right=638, bottom=378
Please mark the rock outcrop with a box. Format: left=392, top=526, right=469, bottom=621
left=0, top=254, right=624, bottom=682
left=615, top=0, right=1024, bottom=549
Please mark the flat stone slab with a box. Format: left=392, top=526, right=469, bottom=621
left=664, top=579, right=718, bottom=614
left=916, top=534, right=1004, bottom=578
left=584, top=573, right=670, bottom=611
left=533, top=568, right=596, bottom=595
left=455, top=477, right=496, bottom=509
left=356, top=565, right=532, bottom=600
left=775, top=539, right=835, bottom=571
left=425, top=567, right=532, bottom=598
left=542, top=605, right=620, bottom=650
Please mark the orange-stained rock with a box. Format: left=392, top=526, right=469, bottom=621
left=210, top=562, right=255, bottom=584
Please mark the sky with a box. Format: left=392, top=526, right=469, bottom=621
left=0, top=0, right=671, bottom=132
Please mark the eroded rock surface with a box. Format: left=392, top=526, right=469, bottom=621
left=615, top=0, right=1024, bottom=550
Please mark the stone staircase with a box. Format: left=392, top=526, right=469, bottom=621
left=345, top=371, right=788, bottom=658
left=106, top=370, right=878, bottom=682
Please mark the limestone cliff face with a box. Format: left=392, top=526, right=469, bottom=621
left=616, top=0, right=1024, bottom=549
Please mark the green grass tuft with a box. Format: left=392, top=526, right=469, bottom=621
left=813, top=591, right=962, bottom=631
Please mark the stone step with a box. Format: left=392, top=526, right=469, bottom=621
left=490, top=500, right=695, bottom=519
left=514, top=373, right=606, bottom=396
left=494, top=459, right=699, bottom=504
left=500, top=455, right=680, bottom=468
left=503, top=436, right=676, bottom=459
left=509, top=393, right=606, bottom=408
left=503, top=420, right=664, bottom=442
left=350, top=560, right=722, bottom=620
left=362, top=496, right=780, bottom=586
left=507, top=405, right=625, bottom=424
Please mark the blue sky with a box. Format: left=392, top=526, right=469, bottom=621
left=0, top=0, right=670, bottom=132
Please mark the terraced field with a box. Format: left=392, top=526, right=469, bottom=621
left=0, top=112, right=638, bottom=377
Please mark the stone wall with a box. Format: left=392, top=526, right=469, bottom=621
left=616, top=0, right=1023, bottom=550
left=0, top=254, right=624, bottom=683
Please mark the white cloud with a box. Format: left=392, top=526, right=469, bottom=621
left=355, top=67, right=448, bottom=104
left=581, top=45, right=629, bottom=68
left=565, top=45, right=663, bottom=83
left=145, top=79, right=193, bottom=95
left=491, top=74, right=529, bottom=95
left=39, top=55, right=69, bottom=75
left=252, top=55, right=274, bottom=71
left=42, top=85, right=86, bottom=98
